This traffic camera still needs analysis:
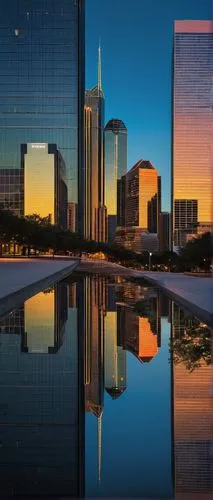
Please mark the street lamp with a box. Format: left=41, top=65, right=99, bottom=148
left=149, top=252, right=152, bottom=271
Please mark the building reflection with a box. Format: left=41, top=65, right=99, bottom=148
left=105, top=285, right=127, bottom=400
left=117, top=283, right=161, bottom=363
left=171, top=303, right=212, bottom=499
left=0, top=281, right=84, bottom=498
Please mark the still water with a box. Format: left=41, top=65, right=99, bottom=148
left=0, top=273, right=211, bottom=499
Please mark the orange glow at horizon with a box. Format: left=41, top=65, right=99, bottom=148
left=24, top=143, right=55, bottom=222
left=24, top=290, right=55, bottom=353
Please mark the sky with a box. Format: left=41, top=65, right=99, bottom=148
left=86, top=0, right=212, bottom=211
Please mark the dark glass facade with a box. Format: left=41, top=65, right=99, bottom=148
left=0, top=0, right=84, bottom=232
left=172, top=20, right=213, bottom=249
left=159, top=212, right=170, bottom=252
left=0, top=168, right=24, bottom=216
left=0, top=282, right=84, bottom=497
left=105, top=119, right=127, bottom=241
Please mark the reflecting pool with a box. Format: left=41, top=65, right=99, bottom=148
left=0, top=274, right=212, bottom=499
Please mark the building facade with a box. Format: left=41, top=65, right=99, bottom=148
left=22, top=143, right=67, bottom=228
left=0, top=0, right=85, bottom=233
left=84, top=46, right=106, bottom=241
left=172, top=303, right=212, bottom=498
left=116, top=160, right=160, bottom=252
left=159, top=212, right=170, bottom=252
left=172, top=20, right=213, bottom=250
left=0, top=283, right=85, bottom=497
left=105, top=119, right=127, bottom=241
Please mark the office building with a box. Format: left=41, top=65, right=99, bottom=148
left=22, top=143, right=67, bottom=228
left=105, top=119, right=127, bottom=241
left=0, top=169, right=24, bottom=217
left=172, top=303, right=212, bottom=498
left=84, top=276, right=105, bottom=417
left=172, top=21, right=213, bottom=250
left=159, top=212, right=170, bottom=252
left=0, top=1, right=85, bottom=234
left=141, top=231, right=159, bottom=253
left=0, top=283, right=85, bottom=497
left=115, top=160, right=160, bottom=252
left=85, top=45, right=106, bottom=241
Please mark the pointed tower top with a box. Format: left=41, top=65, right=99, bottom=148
left=98, top=39, right=102, bottom=94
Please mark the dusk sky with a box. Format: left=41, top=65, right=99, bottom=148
left=86, top=0, right=212, bottom=211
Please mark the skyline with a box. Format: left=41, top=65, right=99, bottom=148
left=86, top=0, right=212, bottom=211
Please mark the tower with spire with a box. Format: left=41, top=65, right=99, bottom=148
left=84, top=43, right=106, bottom=242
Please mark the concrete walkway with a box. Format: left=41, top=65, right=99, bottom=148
left=0, top=258, right=78, bottom=316
left=133, top=271, right=213, bottom=326
left=77, top=260, right=213, bottom=325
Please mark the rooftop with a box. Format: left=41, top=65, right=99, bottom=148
left=129, top=159, right=155, bottom=173
left=105, top=118, right=127, bottom=131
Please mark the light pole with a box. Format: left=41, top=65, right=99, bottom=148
left=149, top=252, right=152, bottom=271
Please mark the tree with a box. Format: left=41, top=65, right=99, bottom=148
left=179, top=232, right=212, bottom=272
left=171, top=320, right=211, bottom=371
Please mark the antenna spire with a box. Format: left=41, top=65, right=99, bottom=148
left=98, top=39, right=102, bottom=93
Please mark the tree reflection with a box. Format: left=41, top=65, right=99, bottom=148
left=171, top=317, right=211, bottom=372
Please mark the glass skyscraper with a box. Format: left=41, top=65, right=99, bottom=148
left=105, top=119, right=127, bottom=241
left=0, top=0, right=85, bottom=233
left=172, top=20, right=213, bottom=249
left=85, top=46, right=106, bottom=241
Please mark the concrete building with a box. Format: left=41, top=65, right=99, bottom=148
left=172, top=21, right=213, bottom=250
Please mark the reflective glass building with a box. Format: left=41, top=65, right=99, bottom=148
left=172, top=21, right=213, bottom=249
left=0, top=0, right=85, bottom=233
left=84, top=46, right=106, bottom=242
left=105, top=119, right=127, bottom=241
left=22, top=143, right=67, bottom=228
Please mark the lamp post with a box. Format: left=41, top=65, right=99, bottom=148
left=149, top=252, right=152, bottom=271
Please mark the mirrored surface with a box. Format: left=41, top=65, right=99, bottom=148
left=0, top=273, right=212, bottom=499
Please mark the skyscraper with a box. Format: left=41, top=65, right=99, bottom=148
left=0, top=284, right=85, bottom=497
left=115, top=160, right=161, bottom=252
left=105, top=119, right=127, bottom=241
left=172, top=20, right=213, bottom=250
left=159, top=212, right=170, bottom=252
left=85, top=45, right=106, bottom=241
left=172, top=303, right=212, bottom=498
left=0, top=1, right=85, bottom=234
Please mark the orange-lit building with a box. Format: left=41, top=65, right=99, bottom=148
left=84, top=46, right=106, bottom=242
left=116, top=159, right=161, bottom=252
left=84, top=277, right=106, bottom=417
left=22, top=143, right=67, bottom=228
left=117, top=290, right=161, bottom=363
left=172, top=21, right=213, bottom=249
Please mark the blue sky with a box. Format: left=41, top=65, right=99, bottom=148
left=86, top=0, right=212, bottom=211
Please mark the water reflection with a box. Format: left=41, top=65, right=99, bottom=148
left=0, top=274, right=211, bottom=498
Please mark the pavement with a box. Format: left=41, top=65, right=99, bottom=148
left=0, top=258, right=78, bottom=316
left=77, top=260, right=213, bottom=325
left=0, top=258, right=212, bottom=326
left=133, top=270, right=213, bottom=326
